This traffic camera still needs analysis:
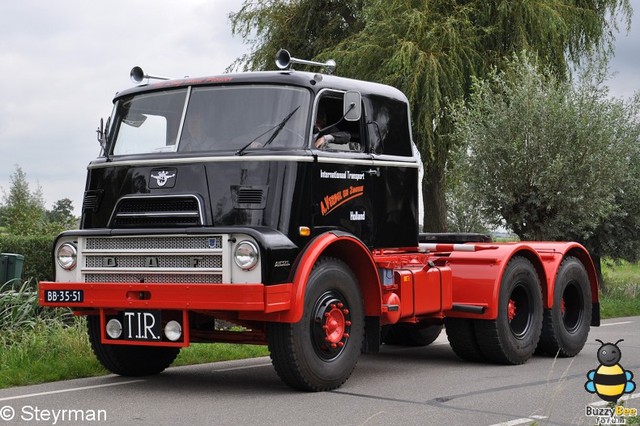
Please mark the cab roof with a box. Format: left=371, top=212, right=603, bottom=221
left=115, top=70, right=409, bottom=105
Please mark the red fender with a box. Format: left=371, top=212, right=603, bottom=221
left=282, top=232, right=382, bottom=323
left=445, top=242, right=598, bottom=320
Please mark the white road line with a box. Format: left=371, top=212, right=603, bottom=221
left=0, top=380, right=145, bottom=402
left=215, top=362, right=272, bottom=372
left=600, top=321, right=633, bottom=327
left=488, top=415, right=547, bottom=426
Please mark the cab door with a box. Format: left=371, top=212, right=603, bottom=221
left=310, top=90, right=377, bottom=247
left=364, top=94, right=420, bottom=249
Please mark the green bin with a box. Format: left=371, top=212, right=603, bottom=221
left=0, top=253, right=25, bottom=285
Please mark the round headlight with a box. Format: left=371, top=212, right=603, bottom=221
left=106, top=319, right=123, bottom=339
left=164, top=320, right=183, bottom=342
left=233, top=240, right=259, bottom=271
left=56, top=242, right=77, bottom=270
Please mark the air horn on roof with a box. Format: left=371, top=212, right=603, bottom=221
left=275, top=49, right=336, bottom=74
left=129, top=66, right=171, bottom=84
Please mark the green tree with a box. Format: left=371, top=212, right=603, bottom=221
left=450, top=54, right=640, bottom=266
left=45, top=198, right=77, bottom=234
left=229, top=0, right=365, bottom=72
left=1, top=166, right=46, bottom=236
left=230, top=0, right=631, bottom=231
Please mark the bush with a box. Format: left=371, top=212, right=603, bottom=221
left=1, top=279, right=72, bottom=333
left=0, top=234, right=56, bottom=284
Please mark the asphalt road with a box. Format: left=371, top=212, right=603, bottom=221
left=1, top=317, right=638, bottom=426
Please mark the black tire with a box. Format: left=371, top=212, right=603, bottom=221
left=383, top=323, right=443, bottom=347
left=267, top=257, right=364, bottom=391
left=537, top=257, right=592, bottom=357
left=445, top=318, right=486, bottom=362
left=474, top=257, right=543, bottom=364
left=87, top=315, right=180, bottom=376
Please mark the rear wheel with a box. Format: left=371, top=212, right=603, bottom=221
left=445, top=318, right=486, bottom=362
left=87, top=315, right=180, bottom=376
left=475, top=257, right=543, bottom=364
left=383, top=323, right=443, bottom=347
left=537, top=257, right=591, bottom=357
left=267, top=257, right=364, bottom=391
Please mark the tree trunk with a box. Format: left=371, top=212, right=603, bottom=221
left=590, top=253, right=605, bottom=295
left=422, top=161, right=447, bottom=232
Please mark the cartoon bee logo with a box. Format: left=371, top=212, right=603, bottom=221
left=585, top=339, right=636, bottom=402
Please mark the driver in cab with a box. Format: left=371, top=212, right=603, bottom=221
left=314, top=110, right=351, bottom=149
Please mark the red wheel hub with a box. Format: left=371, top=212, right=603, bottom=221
left=508, top=299, right=517, bottom=321
left=323, top=303, right=351, bottom=348
left=312, top=294, right=353, bottom=358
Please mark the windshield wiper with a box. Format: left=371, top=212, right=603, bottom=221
left=236, top=106, right=300, bottom=156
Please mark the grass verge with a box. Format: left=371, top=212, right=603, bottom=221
left=0, top=318, right=105, bottom=388
left=600, top=260, right=640, bottom=319
left=0, top=318, right=269, bottom=389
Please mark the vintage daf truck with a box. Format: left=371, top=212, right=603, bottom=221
left=40, top=50, right=599, bottom=391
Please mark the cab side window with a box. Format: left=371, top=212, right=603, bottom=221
left=314, top=93, right=363, bottom=152
left=364, top=95, right=412, bottom=157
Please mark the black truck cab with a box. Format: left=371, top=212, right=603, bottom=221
left=75, top=66, right=420, bottom=286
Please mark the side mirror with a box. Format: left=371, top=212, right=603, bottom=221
left=96, top=117, right=111, bottom=156
left=343, top=91, right=361, bottom=122
left=96, top=118, right=106, bottom=147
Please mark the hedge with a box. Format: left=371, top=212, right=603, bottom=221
left=0, top=234, right=56, bottom=285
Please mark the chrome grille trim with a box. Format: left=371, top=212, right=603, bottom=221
left=85, top=255, right=222, bottom=269
left=85, top=236, right=222, bottom=251
left=84, top=273, right=222, bottom=284
left=80, top=234, right=227, bottom=284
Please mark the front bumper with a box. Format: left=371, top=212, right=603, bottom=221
left=39, top=281, right=292, bottom=313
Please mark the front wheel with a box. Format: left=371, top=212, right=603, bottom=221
left=474, top=257, right=543, bottom=364
left=267, top=257, right=364, bottom=391
left=87, top=316, right=180, bottom=376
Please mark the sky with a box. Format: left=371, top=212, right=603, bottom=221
left=0, top=1, right=639, bottom=215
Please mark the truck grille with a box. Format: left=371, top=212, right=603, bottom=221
left=84, top=274, right=221, bottom=284
left=81, top=235, right=225, bottom=284
left=110, top=195, right=203, bottom=228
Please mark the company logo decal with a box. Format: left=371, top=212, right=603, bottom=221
left=320, top=169, right=365, bottom=181
left=320, top=185, right=364, bottom=216
left=350, top=211, right=365, bottom=221
left=150, top=169, right=176, bottom=187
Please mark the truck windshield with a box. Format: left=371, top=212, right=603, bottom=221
left=110, top=85, right=310, bottom=155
